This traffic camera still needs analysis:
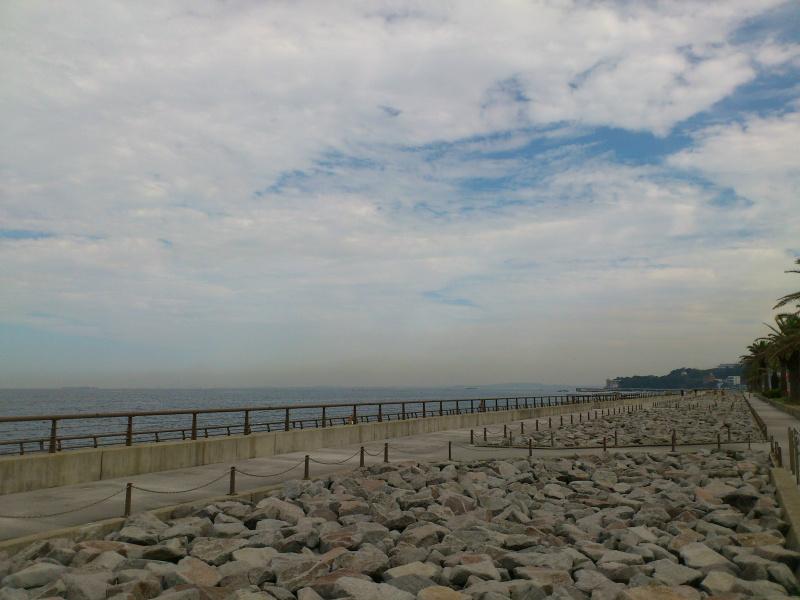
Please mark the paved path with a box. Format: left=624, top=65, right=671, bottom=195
left=745, top=392, right=800, bottom=456
left=0, top=398, right=766, bottom=542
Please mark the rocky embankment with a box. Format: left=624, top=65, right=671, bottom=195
left=490, top=396, right=763, bottom=448
left=1, top=447, right=798, bottom=600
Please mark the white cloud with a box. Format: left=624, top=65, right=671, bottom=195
left=0, top=1, right=798, bottom=386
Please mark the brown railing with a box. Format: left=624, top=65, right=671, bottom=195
left=0, top=391, right=679, bottom=456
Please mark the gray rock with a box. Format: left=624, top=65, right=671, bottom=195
left=2, top=563, right=65, bottom=589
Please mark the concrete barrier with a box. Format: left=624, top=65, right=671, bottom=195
left=0, top=395, right=662, bottom=495
left=771, top=467, right=800, bottom=551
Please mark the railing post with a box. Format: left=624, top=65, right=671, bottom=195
left=448, top=440, right=452, bottom=461
left=470, top=429, right=474, bottom=444
left=322, top=406, right=327, bottom=428
left=383, top=442, right=389, bottom=463
left=360, top=446, right=365, bottom=468
left=229, top=467, right=236, bottom=495
left=401, top=403, right=406, bottom=420
left=126, top=416, right=133, bottom=446
left=191, top=413, right=198, bottom=440
left=49, top=419, right=58, bottom=453
left=124, top=482, right=132, bottom=517
left=378, top=404, right=382, bottom=422
left=304, top=455, right=310, bottom=480
left=244, top=411, right=251, bottom=435
left=439, top=400, right=443, bottom=416
left=352, top=404, right=357, bottom=425
left=285, top=408, right=290, bottom=431
left=422, top=401, right=426, bottom=418
left=503, top=424, right=507, bottom=438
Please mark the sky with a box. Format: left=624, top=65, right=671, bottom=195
left=1, top=1, right=799, bottom=388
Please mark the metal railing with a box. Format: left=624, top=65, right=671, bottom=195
left=0, top=391, right=677, bottom=456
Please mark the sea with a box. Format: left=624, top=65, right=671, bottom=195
left=0, top=385, right=575, bottom=454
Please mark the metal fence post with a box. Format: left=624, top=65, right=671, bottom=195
left=48, top=419, right=58, bottom=453
left=124, top=483, right=132, bottom=517
left=304, top=455, right=310, bottom=479
left=360, top=446, right=365, bottom=468
left=229, top=467, right=236, bottom=495
left=383, top=442, right=389, bottom=463
left=448, top=441, right=452, bottom=461
left=126, top=416, right=133, bottom=446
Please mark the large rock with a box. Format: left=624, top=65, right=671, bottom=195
left=331, top=576, right=415, bottom=600
left=678, top=542, right=735, bottom=574
left=2, top=563, right=65, bottom=589
left=169, top=557, right=221, bottom=588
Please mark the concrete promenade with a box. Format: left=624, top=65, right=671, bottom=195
left=0, top=394, right=767, bottom=543
left=746, top=392, right=800, bottom=454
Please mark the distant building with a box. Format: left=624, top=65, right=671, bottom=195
left=605, top=378, right=620, bottom=390
left=724, top=375, right=741, bottom=387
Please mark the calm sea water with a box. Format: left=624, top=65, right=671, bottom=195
left=0, top=385, right=574, bottom=453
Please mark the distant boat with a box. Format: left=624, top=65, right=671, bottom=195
left=557, top=389, right=569, bottom=392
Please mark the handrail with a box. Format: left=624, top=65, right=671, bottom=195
left=0, top=392, right=641, bottom=423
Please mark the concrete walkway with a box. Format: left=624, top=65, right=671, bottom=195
left=0, top=398, right=766, bottom=542
left=745, top=392, right=800, bottom=456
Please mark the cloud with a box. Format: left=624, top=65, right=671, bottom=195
left=0, top=1, right=798, bottom=386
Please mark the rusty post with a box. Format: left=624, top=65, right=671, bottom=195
left=360, top=446, right=365, bottom=468
left=570, top=414, right=573, bottom=424
left=244, top=411, right=251, bottom=435
left=126, top=416, right=133, bottom=446
left=535, top=419, right=539, bottom=431
left=448, top=441, right=452, bottom=461
left=528, top=437, right=532, bottom=457
left=483, top=427, right=487, bottom=441
left=304, top=455, right=310, bottom=480
left=560, top=415, right=563, bottom=426
left=124, top=483, right=132, bottom=517
left=49, top=419, right=58, bottom=454
left=378, top=404, right=382, bottom=422
left=422, top=402, right=427, bottom=418
left=322, top=406, right=327, bottom=427
left=470, top=429, right=474, bottom=444
left=520, top=421, right=524, bottom=434
left=384, top=442, right=389, bottom=463
left=229, top=466, right=236, bottom=495
left=439, top=400, right=444, bottom=416
left=284, top=408, right=290, bottom=431
left=548, top=417, right=552, bottom=429
left=191, top=413, right=198, bottom=440
left=503, top=424, right=507, bottom=438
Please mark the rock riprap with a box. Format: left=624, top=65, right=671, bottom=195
left=1, top=449, right=796, bottom=599
left=488, top=395, right=763, bottom=448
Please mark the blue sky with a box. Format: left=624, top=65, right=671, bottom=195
left=0, top=1, right=799, bottom=387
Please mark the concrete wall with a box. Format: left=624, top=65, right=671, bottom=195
left=0, top=395, right=668, bottom=495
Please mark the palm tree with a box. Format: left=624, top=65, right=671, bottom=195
left=740, top=339, right=771, bottom=392
left=763, top=313, right=800, bottom=403
left=774, top=258, right=800, bottom=312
